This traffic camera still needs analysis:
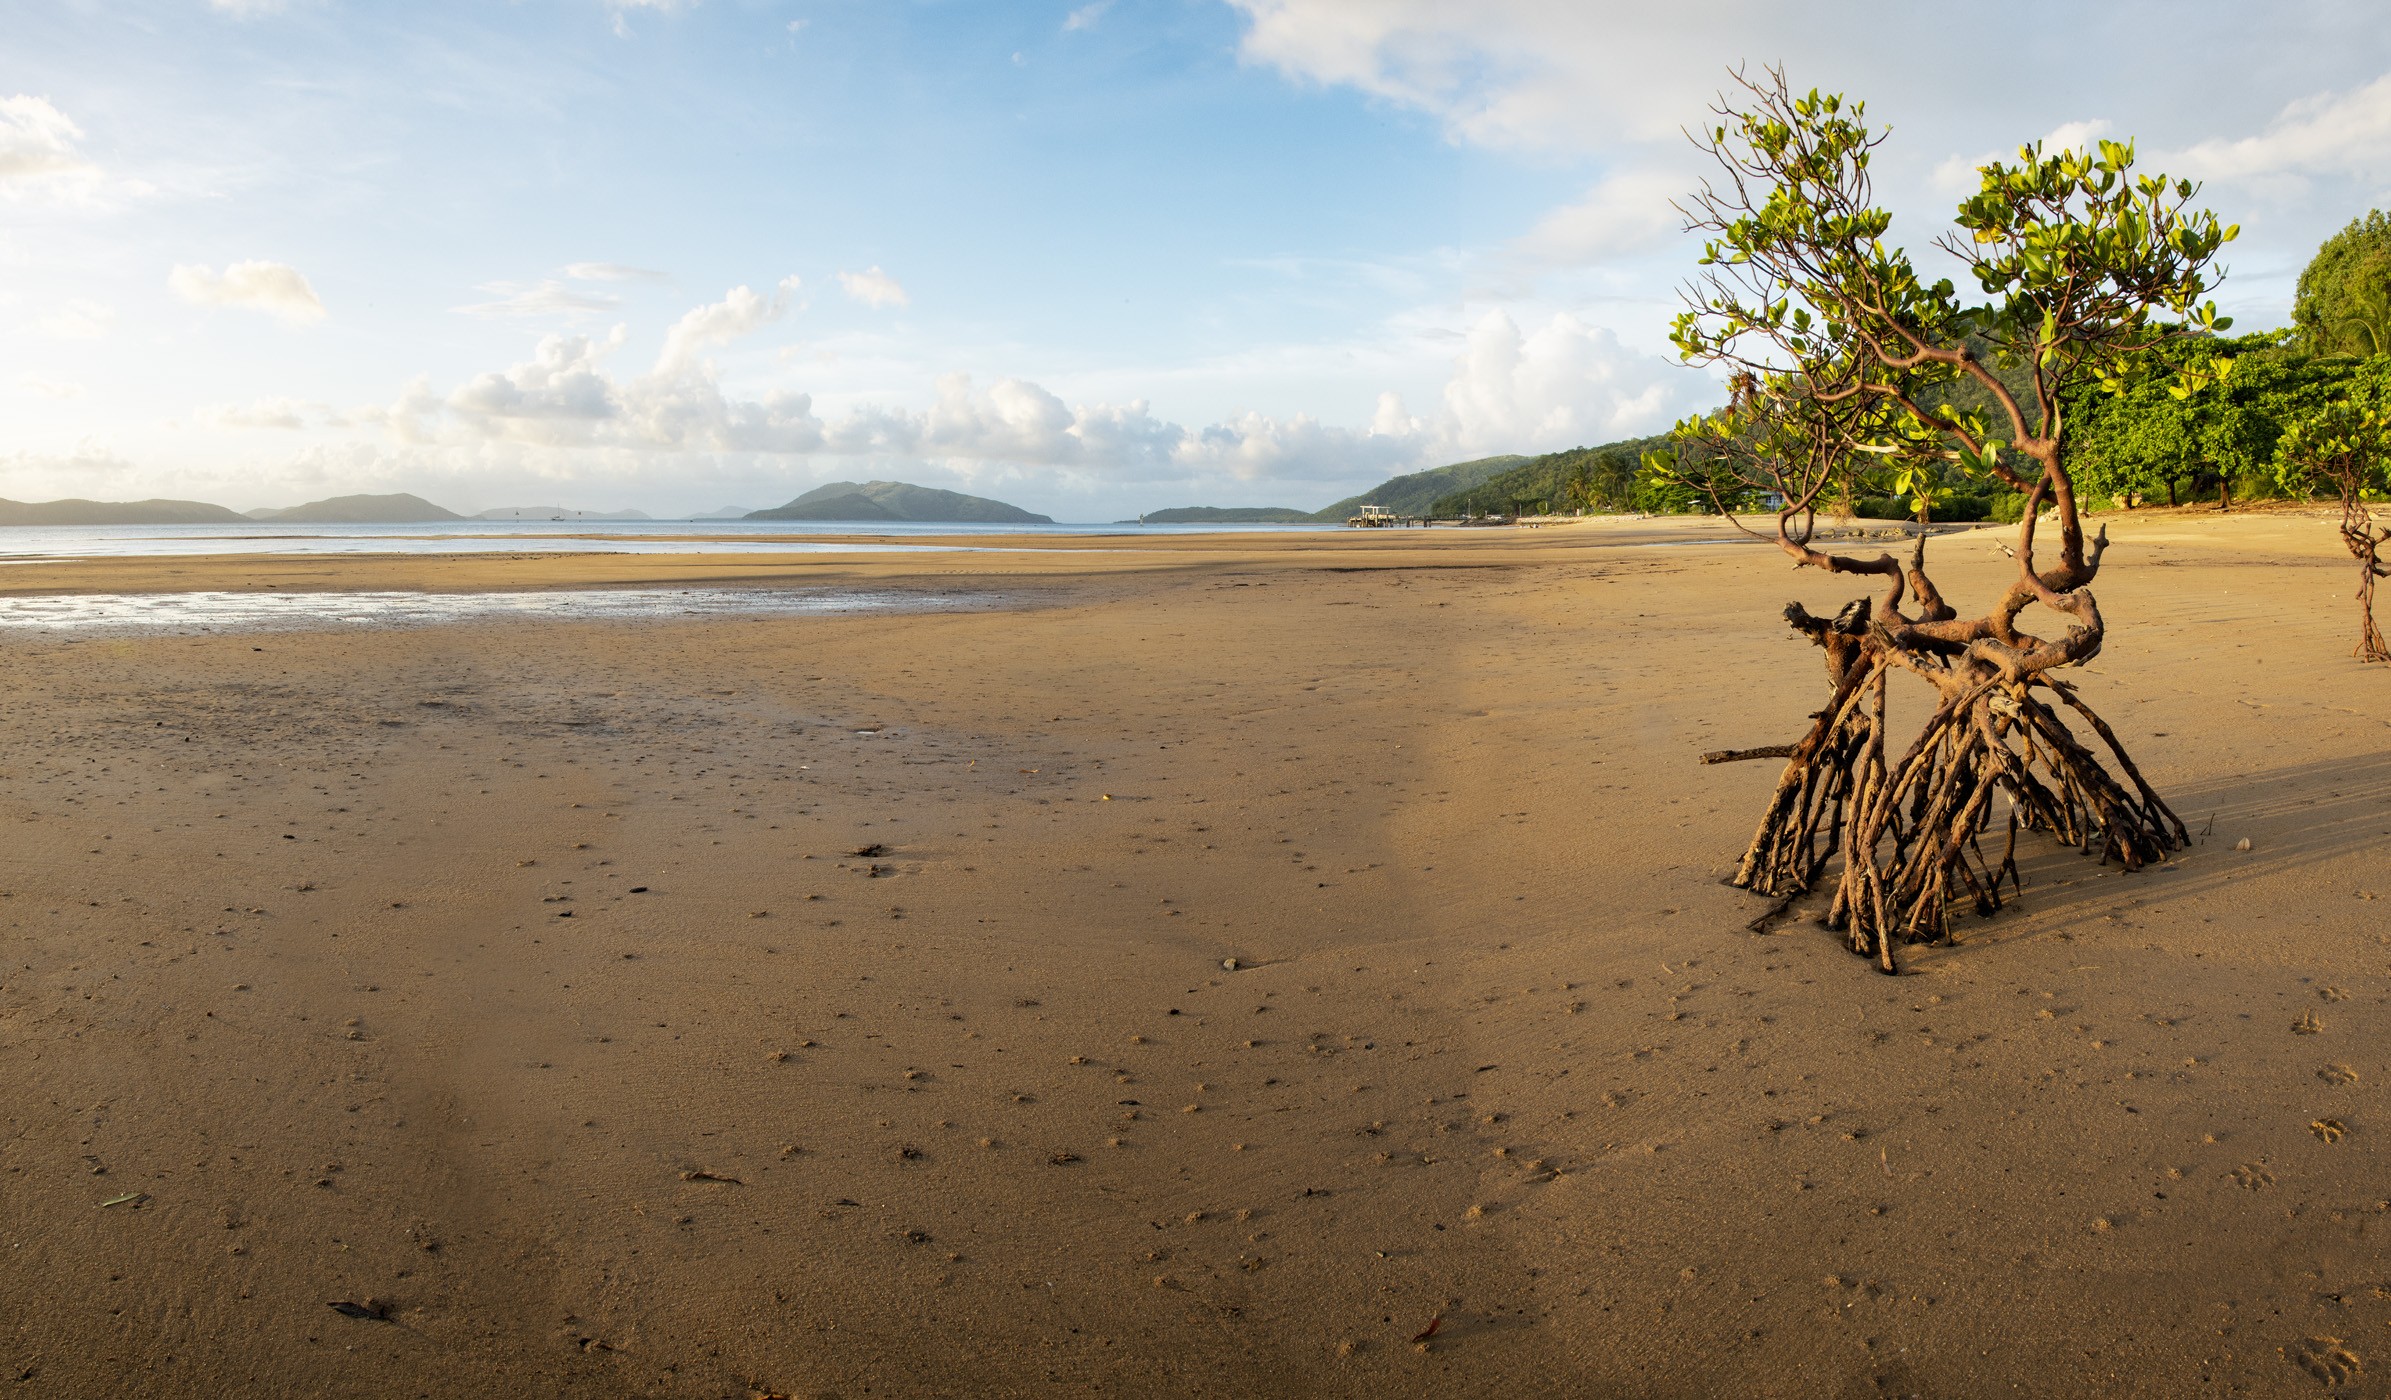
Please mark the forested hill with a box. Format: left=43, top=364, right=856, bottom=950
left=1125, top=506, right=1315, bottom=523
left=1308, top=456, right=1525, bottom=520
left=1427, top=437, right=1670, bottom=516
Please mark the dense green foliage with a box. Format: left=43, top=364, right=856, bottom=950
left=1308, top=456, right=1524, bottom=520
left=2063, top=336, right=2391, bottom=508
left=2292, top=211, right=2391, bottom=355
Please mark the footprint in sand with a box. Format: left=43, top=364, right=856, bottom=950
left=2311, top=1119, right=2347, bottom=1144
left=2231, top=1163, right=2277, bottom=1190
left=2293, top=1012, right=2324, bottom=1036
left=2319, top=1064, right=2360, bottom=1086
left=2286, top=1336, right=2361, bottom=1386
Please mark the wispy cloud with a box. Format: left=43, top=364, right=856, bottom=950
left=454, top=280, right=619, bottom=320
left=1513, top=168, right=1685, bottom=265
left=605, top=0, right=695, bottom=38
left=169, top=261, right=328, bottom=324
left=2175, top=73, right=2391, bottom=184
left=18, top=374, right=84, bottom=400
left=199, top=396, right=325, bottom=430
left=1063, top=1, right=1113, bottom=31
left=564, top=261, right=668, bottom=282
left=35, top=299, right=114, bottom=340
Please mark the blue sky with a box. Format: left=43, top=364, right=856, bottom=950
left=7, top=1, right=2391, bottom=519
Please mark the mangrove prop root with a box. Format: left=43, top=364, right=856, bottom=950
left=1711, top=581, right=2185, bottom=974
left=2342, top=497, right=2389, bottom=664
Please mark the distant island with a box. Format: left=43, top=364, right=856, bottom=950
left=747, top=480, right=1052, bottom=524
left=0, top=497, right=250, bottom=526
left=245, top=493, right=466, bottom=523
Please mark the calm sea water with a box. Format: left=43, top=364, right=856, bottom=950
left=0, top=518, right=1336, bottom=561
left=0, top=587, right=1006, bottom=635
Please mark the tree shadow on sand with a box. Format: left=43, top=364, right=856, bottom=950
left=1816, top=751, right=2391, bottom=960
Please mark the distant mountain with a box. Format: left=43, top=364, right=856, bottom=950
left=248, top=493, right=467, bottom=523
left=0, top=496, right=250, bottom=526
left=474, top=506, right=652, bottom=521
left=1309, top=456, right=1528, bottom=521
left=688, top=506, right=760, bottom=520
left=1121, top=506, right=1315, bottom=524
left=747, top=480, right=1051, bottom=524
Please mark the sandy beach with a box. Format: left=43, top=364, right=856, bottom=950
left=1, top=511, right=2386, bottom=1397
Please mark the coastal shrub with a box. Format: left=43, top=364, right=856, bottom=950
left=1656, top=68, right=2229, bottom=970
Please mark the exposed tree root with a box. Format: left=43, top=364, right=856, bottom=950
left=1714, top=530, right=2185, bottom=974
left=2342, top=496, right=2389, bottom=664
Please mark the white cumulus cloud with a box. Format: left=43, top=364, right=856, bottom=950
left=0, top=95, right=97, bottom=194
left=1064, top=1, right=1113, bottom=31
left=1434, top=309, right=1691, bottom=457
left=655, top=277, right=802, bottom=374
left=838, top=266, right=910, bottom=309
left=168, top=260, right=327, bottom=324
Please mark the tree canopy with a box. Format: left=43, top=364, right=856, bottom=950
left=2292, top=211, right=2391, bottom=356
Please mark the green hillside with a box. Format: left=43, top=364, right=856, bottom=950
left=1427, top=438, right=1668, bottom=517
left=1308, top=455, right=1526, bottom=520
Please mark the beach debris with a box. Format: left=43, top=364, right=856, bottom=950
left=850, top=843, right=887, bottom=858
left=1222, top=957, right=1240, bottom=971
left=327, top=1300, right=391, bottom=1321
left=1699, top=744, right=1796, bottom=765
left=680, top=1170, right=744, bottom=1184
left=1409, top=1314, right=1443, bottom=1345
left=98, top=1192, right=148, bottom=1209
left=2234, top=838, right=2252, bottom=852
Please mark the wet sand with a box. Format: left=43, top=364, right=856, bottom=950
left=0, top=510, right=2386, bottom=1397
